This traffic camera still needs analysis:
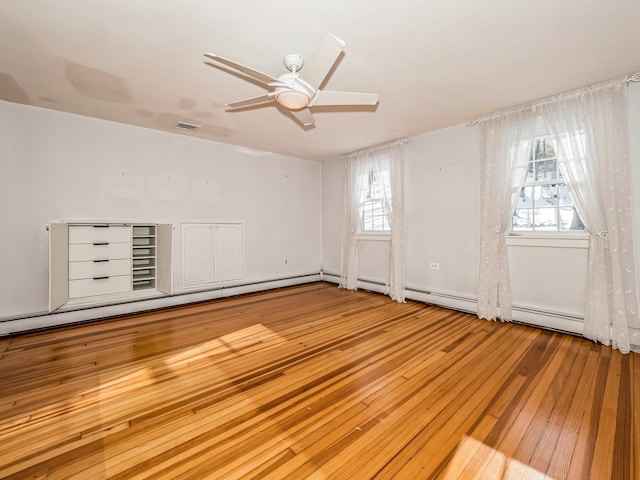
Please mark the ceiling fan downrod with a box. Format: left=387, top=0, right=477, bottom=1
left=283, top=53, right=304, bottom=73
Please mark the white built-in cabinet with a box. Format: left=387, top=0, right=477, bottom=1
left=48, top=223, right=172, bottom=311
left=180, top=223, right=243, bottom=289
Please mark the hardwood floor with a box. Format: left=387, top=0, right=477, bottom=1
left=0, top=283, right=637, bottom=479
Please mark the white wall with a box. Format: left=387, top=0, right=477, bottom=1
left=322, top=82, right=640, bottom=334
left=321, top=125, right=480, bottom=292
left=404, top=126, right=480, bottom=297
left=3, top=82, right=639, bottom=326
left=321, top=159, right=344, bottom=276
left=0, top=100, right=322, bottom=318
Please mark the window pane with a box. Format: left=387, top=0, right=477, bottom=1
left=535, top=159, right=557, bottom=182
left=517, top=187, right=533, bottom=208
left=373, top=200, right=386, bottom=220
left=542, top=184, right=558, bottom=206
left=361, top=198, right=390, bottom=232
left=534, top=207, right=558, bottom=231
left=513, top=209, right=533, bottom=230
left=372, top=215, right=389, bottom=231
left=533, top=185, right=558, bottom=208
left=525, top=161, right=535, bottom=183
left=362, top=199, right=372, bottom=230
left=557, top=183, right=573, bottom=206
left=534, top=138, right=556, bottom=159
left=366, top=170, right=381, bottom=199
left=363, top=216, right=373, bottom=231
left=559, top=207, right=585, bottom=231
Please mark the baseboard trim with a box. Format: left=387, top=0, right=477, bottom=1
left=0, top=273, right=321, bottom=336
left=322, top=272, right=584, bottom=336
left=4, top=272, right=585, bottom=339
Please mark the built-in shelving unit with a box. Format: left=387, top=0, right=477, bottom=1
left=132, top=225, right=157, bottom=291
left=48, top=222, right=172, bottom=312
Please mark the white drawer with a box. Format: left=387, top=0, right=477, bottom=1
left=69, top=259, right=131, bottom=280
left=69, top=225, right=131, bottom=244
left=69, top=275, right=131, bottom=299
left=69, top=242, right=131, bottom=262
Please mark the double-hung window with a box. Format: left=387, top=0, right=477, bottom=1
left=360, top=169, right=391, bottom=233
left=512, top=135, right=585, bottom=233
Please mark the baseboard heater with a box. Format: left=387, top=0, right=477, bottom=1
left=0, top=273, right=321, bottom=336
left=321, top=272, right=584, bottom=336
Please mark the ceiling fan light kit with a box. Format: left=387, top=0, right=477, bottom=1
left=275, top=90, right=310, bottom=110
left=204, top=33, right=379, bottom=127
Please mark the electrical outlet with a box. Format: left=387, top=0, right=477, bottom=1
left=430, top=262, right=440, bottom=270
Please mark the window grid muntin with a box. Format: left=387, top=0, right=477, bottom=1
left=512, top=136, right=585, bottom=233
left=360, top=169, right=391, bottom=233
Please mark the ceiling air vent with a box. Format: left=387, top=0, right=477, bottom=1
left=175, top=121, right=201, bottom=132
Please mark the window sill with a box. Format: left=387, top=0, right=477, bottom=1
left=357, top=232, right=391, bottom=242
left=506, top=234, right=589, bottom=249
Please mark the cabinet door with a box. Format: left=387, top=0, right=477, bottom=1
left=49, top=223, right=69, bottom=312
left=214, top=224, right=243, bottom=281
left=156, top=224, right=173, bottom=294
left=181, top=224, right=215, bottom=287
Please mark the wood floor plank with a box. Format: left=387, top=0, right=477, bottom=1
left=276, top=322, right=534, bottom=479
left=0, top=283, right=637, bottom=479
left=589, top=350, right=622, bottom=480
left=632, top=353, right=640, bottom=480
left=545, top=347, right=600, bottom=480
left=373, top=327, right=536, bottom=478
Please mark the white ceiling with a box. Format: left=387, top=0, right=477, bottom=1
left=1, top=0, right=639, bottom=161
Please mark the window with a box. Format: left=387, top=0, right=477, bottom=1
left=360, top=170, right=390, bottom=232
left=512, top=136, right=585, bottom=233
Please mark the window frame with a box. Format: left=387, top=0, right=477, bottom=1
left=358, top=169, right=391, bottom=235
left=510, top=132, right=587, bottom=237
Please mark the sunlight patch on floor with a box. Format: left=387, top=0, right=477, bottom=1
left=165, top=337, right=230, bottom=366
left=165, top=323, right=287, bottom=369
left=442, top=435, right=553, bottom=480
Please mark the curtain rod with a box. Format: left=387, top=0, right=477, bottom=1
left=341, top=137, right=410, bottom=159
left=467, top=71, right=640, bottom=127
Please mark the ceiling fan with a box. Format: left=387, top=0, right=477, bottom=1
left=204, top=33, right=379, bottom=127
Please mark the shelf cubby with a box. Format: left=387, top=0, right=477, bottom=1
left=131, top=224, right=158, bottom=290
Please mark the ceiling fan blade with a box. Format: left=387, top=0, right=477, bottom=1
left=309, top=90, right=379, bottom=107
left=301, top=33, right=346, bottom=90
left=204, top=53, right=279, bottom=85
left=226, top=94, right=275, bottom=109
left=288, top=108, right=315, bottom=127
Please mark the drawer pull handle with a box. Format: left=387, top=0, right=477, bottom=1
left=93, top=259, right=110, bottom=263
left=93, top=242, right=109, bottom=246
left=93, top=225, right=110, bottom=228
left=93, top=276, right=109, bottom=280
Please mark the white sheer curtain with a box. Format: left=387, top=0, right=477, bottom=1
left=541, top=81, right=640, bottom=353
left=340, top=153, right=370, bottom=291
left=340, top=139, right=406, bottom=302
left=477, top=111, right=537, bottom=321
